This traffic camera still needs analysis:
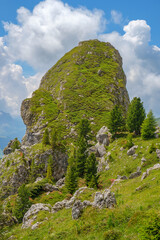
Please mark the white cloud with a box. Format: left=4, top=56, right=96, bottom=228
left=99, top=20, right=160, bottom=116
left=111, top=10, right=123, bottom=24
left=0, top=0, right=106, bottom=116
left=4, top=0, right=105, bottom=72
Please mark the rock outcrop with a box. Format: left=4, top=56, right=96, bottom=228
left=21, top=40, right=129, bottom=146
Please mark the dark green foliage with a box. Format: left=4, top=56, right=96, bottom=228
left=141, top=110, right=157, bottom=139
left=13, top=184, right=31, bottom=223
left=103, top=229, right=122, bottom=240
left=28, top=179, right=48, bottom=199
left=127, top=97, right=145, bottom=135
left=76, top=137, right=88, bottom=178
left=78, top=119, right=91, bottom=140
left=140, top=214, right=160, bottom=240
left=50, top=129, right=58, bottom=149
left=46, top=156, right=54, bottom=182
left=125, top=133, right=134, bottom=149
left=148, top=143, right=156, bottom=154
left=108, top=105, right=125, bottom=135
left=65, top=154, right=78, bottom=194
left=85, top=153, right=98, bottom=188
left=76, top=119, right=91, bottom=177
left=11, top=138, right=21, bottom=152
left=42, top=128, right=50, bottom=145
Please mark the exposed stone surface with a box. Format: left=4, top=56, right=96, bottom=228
left=72, top=200, right=84, bottom=219
left=3, top=138, right=21, bottom=155
left=117, top=175, right=128, bottom=180
left=127, top=146, right=138, bottom=156
left=129, top=171, right=141, bottom=179
left=93, top=189, right=116, bottom=209
left=141, top=163, right=160, bottom=180
left=56, top=177, right=65, bottom=188
left=96, top=126, right=110, bottom=146
left=22, top=203, right=51, bottom=229
left=156, top=149, right=160, bottom=159
left=43, top=183, right=58, bottom=192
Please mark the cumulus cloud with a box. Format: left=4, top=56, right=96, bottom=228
left=0, top=0, right=106, bottom=116
left=4, top=0, right=105, bottom=72
left=99, top=20, right=160, bottom=116
left=111, top=10, right=123, bottom=24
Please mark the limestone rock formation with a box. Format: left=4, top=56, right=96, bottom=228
left=21, top=40, right=129, bottom=146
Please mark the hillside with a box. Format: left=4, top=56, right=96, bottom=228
left=1, top=136, right=160, bottom=239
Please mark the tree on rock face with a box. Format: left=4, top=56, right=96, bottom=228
left=13, top=184, right=31, bottom=223
left=65, top=152, right=78, bottom=194
left=141, top=110, right=157, bottom=139
left=85, top=153, right=98, bottom=188
left=42, top=128, right=50, bottom=145
left=108, top=105, right=125, bottom=135
left=127, top=97, right=145, bottom=135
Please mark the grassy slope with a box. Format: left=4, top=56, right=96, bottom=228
left=3, top=136, right=160, bottom=240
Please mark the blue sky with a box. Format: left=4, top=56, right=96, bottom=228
left=0, top=0, right=160, bottom=117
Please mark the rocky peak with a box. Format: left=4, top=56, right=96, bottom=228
left=21, top=39, right=129, bottom=146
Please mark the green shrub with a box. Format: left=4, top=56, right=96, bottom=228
left=148, top=143, right=156, bottom=154
left=125, top=133, right=134, bottom=149
left=140, top=214, right=160, bottom=240
left=103, top=229, right=122, bottom=240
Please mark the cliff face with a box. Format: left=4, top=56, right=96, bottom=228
left=21, top=40, right=129, bottom=146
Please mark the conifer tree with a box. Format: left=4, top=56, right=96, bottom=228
left=76, top=137, right=88, bottom=177
left=127, top=97, right=145, bottom=135
left=42, top=128, right=50, bottom=145
left=65, top=152, right=78, bottom=194
left=13, top=184, right=31, bottom=222
left=85, top=153, right=98, bottom=188
left=50, top=129, right=57, bottom=149
left=108, top=104, right=125, bottom=135
left=76, top=119, right=91, bottom=177
left=141, top=110, right=157, bottom=139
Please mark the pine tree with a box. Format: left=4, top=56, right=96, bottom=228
left=65, top=154, right=78, bottom=194
left=50, top=129, right=57, bottom=149
left=13, top=184, right=31, bottom=222
left=85, top=153, right=98, bottom=188
left=42, top=128, right=50, bottom=145
left=76, top=137, right=88, bottom=177
left=108, top=104, right=125, bottom=135
left=127, top=97, right=145, bottom=135
left=78, top=119, right=91, bottom=139
left=141, top=110, right=157, bottom=139
left=76, top=119, right=91, bottom=177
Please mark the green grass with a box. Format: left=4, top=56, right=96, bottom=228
left=2, top=136, right=160, bottom=239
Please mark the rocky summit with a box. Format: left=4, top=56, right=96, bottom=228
left=21, top=40, right=129, bottom=146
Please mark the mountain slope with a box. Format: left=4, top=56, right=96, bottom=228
left=21, top=40, right=129, bottom=146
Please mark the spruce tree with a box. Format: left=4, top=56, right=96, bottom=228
left=76, top=119, right=91, bottom=177
left=50, top=129, right=57, bottom=149
left=65, top=154, right=78, bottom=194
left=76, top=137, right=88, bottom=177
left=85, top=153, right=98, bottom=188
left=141, top=110, right=157, bottom=139
left=42, top=128, right=50, bottom=145
left=127, top=97, right=145, bottom=135
left=13, top=184, right=31, bottom=222
left=108, top=104, right=125, bottom=135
